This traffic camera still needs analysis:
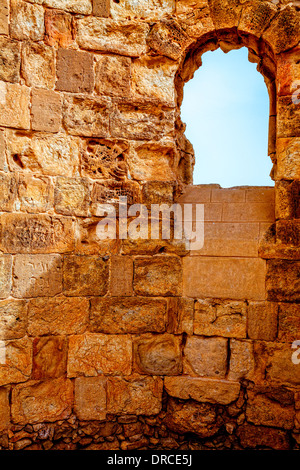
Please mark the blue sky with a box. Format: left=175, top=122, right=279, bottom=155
left=181, top=47, right=274, bottom=188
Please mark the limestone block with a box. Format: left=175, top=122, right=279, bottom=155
left=262, top=5, right=300, bottom=55
left=76, top=18, right=149, bottom=57
left=28, top=296, right=89, bottom=336
left=0, top=82, right=30, bottom=130
left=0, top=172, right=17, bottom=211
left=90, top=297, right=167, bottom=334
left=0, top=299, right=27, bottom=340
left=56, top=49, right=94, bottom=94
left=13, top=254, right=63, bottom=298
left=10, top=0, right=45, bottom=41
left=63, top=95, right=110, bottom=138
left=107, top=376, right=163, bottom=415
left=277, top=137, right=300, bottom=180
left=164, top=377, right=240, bottom=405
left=0, top=213, right=75, bottom=254
left=31, top=89, right=62, bottom=133
left=11, top=377, right=73, bottom=424
left=167, top=297, right=193, bottom=335
left=266, top=259, right=300, bottom=302
left=277, top=47, right=300, bottom=97
left=247, top=302, right=278, bottom=341
left=63, top=255, right=108, bottom=296
left=0, top=387, right=10, bottom=432
left=129, top=141, right=176, bottom=181
left=237, top=423, right=290, bottom=450
left=184, top=336, right=228, bottom=378
left=54, top=177, right=90, bottom=217
left=0, top=337, right=32, bottom=386
left=278, top=303, right=300, bottom=342
left=67, top=333, right=132, bottom=377
left=0, top=255, right=12, bottom=299
left=238, top=1, right=277, bottom=38
left=32, top=336, right=68, bottom=380
left=18, top=175, right=53, bottom=213
left=74, top=377, right=107, bottom=421
left=263, top=342, right=300, bottom=386
left=134, top=256, right=182, bottom=296
left=45, top=8, right=74, bottom=47
left=0, top=131, right=5, bottom=171
left=147, top=20, right=189, bottom=60
left=228, top=339, right=255, bottom=381
left=43, top=0, right=92, bottom=14
left=110, top=256, right=133, bottom=296
left=81, top=138, right=129, bottom=180
left=7, top=131, right=80, bottom=177
left=134, top=334, right=182, bottom=375
left=93, top=0, right=110, bottom=17
left=21, top=42, right=56, bottom=89
left=0, top=37, right=21, bottom=83
left=174, top=0, right=215, bottom=38
left=111, top=0, right=175, bottom=20
left=207, top=0, right=242, bottom=30
left=95, top=55, right=131, bottom=98
left=276, top=219, right=300, bottom=246
left=246, top=389, right=295, bottom=430
left=0, top=0, right=9, bottom=35
left=277, top=95, right=300, bottom=138
left=222, top=202, right=275, bottom=222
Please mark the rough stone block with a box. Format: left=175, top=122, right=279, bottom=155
left=194, top=299, right=247, bottom=338
left=256, top=342, right=300, bottom=386
left=0, top=387, right=10, bottom=432
left=0, top=82, right=30, bottom=129
left=0, top=255, right=12, bottom=299
left=0, top=299, right=27, bottom=340
left=147, top=20, right=189, bottom=60
left=11, top=377, right=73, bottom=425
left=0, top=213, right=75, bottom=254
left=81, top=138, right=129, bottom=180
left=164, top=377, right=240, bottom=405
left=56, top=49, right=94, bottom=94
left=45, top=8, right=74, bottom=48
left=277, top=137, right=300, bottom=180
left=134, top=334, right=182, bottom=375
left=74, top=377, right=107, bottom=421
left=277, top=47, right=300, bottom=97
left=76, top=18, right=149, bottom=57
left=0, top=0, right=9, bottom=35
left=277, top=95, right=300, bottom=138
left=21, top=42, right=55, bottom=89
left=110, top=256, right=133, bottom=297
left=28, top=296, right=89, bottom=336
left=18, top=175, right=53, bottom=213
left=44, top=0, right=92, bottom=14
left=10, top=0, right=45, bottom=41
left=237, top=423, right=290, bottom=450
left=67, top=333, right=132, bottom=377
left=238, top=0, right=277, bottom=38
left=7, top=131, right=80, bottom=177
left=167, top=297, right=193, bottom=335
left=90, top=297, right=166, bottom=334
left=228, top=339, right=255, bottom=381
left=278, top=303, right=300, bottom=342
left=93, top=0, right=110, bottom=17
left=0, top=131, right=5, bottom=171
left=63, top=255, right=108, bottom=296
left=63, top=95, right=110, bottom=138
left=107, top=376, right=163, bottom=415
left=54, top=177, right=90, bottom=217
left=0, top=172, right=17, bottom=211
left=184, top=336, right=228, bottom=378
left=208, top=0, right=241, bottom=30
left=262, top=5, right=300, bottom=55
left=0, top=37, right=20, bottom=83
left=0, top=337, right=32, bottom=386
left=111, top=0, right=174, bottom=20
left=247, top=302, right=278, bottom=341
left=95, top=55, right=131, bottom=98
left=183, top=257, right=266, bottom=300
left=31, top=89, right=62, bottom=133
left=266, top=259, right=300, bottom=302
left=134, top=256, right=182, bottom=296
left=32, top=336, right=68, bottom=380
left=13, top=254, right=63, bottom=298
left=129, top=141, right=176, bottom=181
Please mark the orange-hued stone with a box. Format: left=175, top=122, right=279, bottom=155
left=134, top=334, right=182, bottom=375
left=32, top=336, right=68, bottom=380
left=0, top=387, right=10, bottom=432
left=74, top=377, right=107, bottom=421
left=134, top=256, right=182, bottom=296
left=0, top=337, right=32, bottom=387
left=184, top=336, right=228, bottom=378
left=45, top=8, right=74, bottom=48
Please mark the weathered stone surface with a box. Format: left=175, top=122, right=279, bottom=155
left=246, top=388, right=295, bottom=430
left=31, top=89, right=62, bottom=133
left=266, top=260, right=300, bottom=302
left=18, top=175, right=53, bottom=214
left=0, top=299, right=27, bottom=340
left=111, top=0, right=174, bottom=20
left=63, top=95, right=110, bottom=138
left=222, top=202, right=275, bottom=222
left=277, top=95, right=300, bottom=138
left=0, top=37, right=21, bottom=83
left=13, top=254, right=62, bottom=298
left=10, top=0, right=45, bottom=41
left=0, top=214, right=74, bottom=254
left=238, top=1, right=277, bottom=38
left=134, top=256, right=182, bottom=296
left=129, top=141, right=176, bottom=181
left=164, top=377, right=240, bottom=405
left=0, top=337, right=32, bottom=386
left=265, top=343, right=300, bottom=386
left=164, top=398, right=220, bottom=437
left=45, top=8, right=74, bottom=48
left=76, top=18, right=149, bottom=57
left=11, top=377, right=73, bottom=424
left=21, top=42, right=56, bottom=89
left=7, top=131, right=80, bottom=177
left=90, top=297, right=166, bottom=334
left=237, top=423, right=290, bottom=450
left=277, top=46, right=300, bottom=96
left=247, top=302, right=278, bottom=341
left=228, top=339, right=255, bottom=381
left=95, top=55, right=131, bottom=98
left=0, top=0, right=8, bottom=35
left=32, top=336, right=67, bottom=380
left=54, top=177, right=90, bottom=217
left=81, top=138, right=129, bottom=180
left=184, top=336, right=227, bottom=378
left=167, top=297, right=193, bottom=335
left=107, top=376, right=163, bottom=415
left=208, top=0, right=241, bottom=30
left=67, top=334, right=132, bottom=377
left=110, top=256, right=133, bottom=296
left=44, top=0, right=92, bottom=14
left=63, top=255, right=108, bottom=296
left=0, top=172, right=17, bottom=211
left=263, top=5, right=300, bottom=55
left=93, top=0, right=110, bottom=17
left=74, top=377, right=106, bottom=421
left=277, top=138, right=300, bottom=180
left=0, top=82, right=30, bottom=130
left=0, top=255, right=12, bottom=299
left=28, top=296, right=89, bottom=336
left=0, top=131, right=5, bottom=171
left=194, top=299, right=247, bottom=338
left=56, top=49, right=94, bottom=94
left=147, top=20, right=189, bottom=60
left=134, top=334, right=182, bottom=375
left=278, top=303, right=300, bottom=342
left=0, top=387, right=10, bottom=432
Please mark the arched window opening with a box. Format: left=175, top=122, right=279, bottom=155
left=181, top=47, right=273, bottom=188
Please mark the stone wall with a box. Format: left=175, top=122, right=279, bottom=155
left=0, top=0, right=300, bottom=451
